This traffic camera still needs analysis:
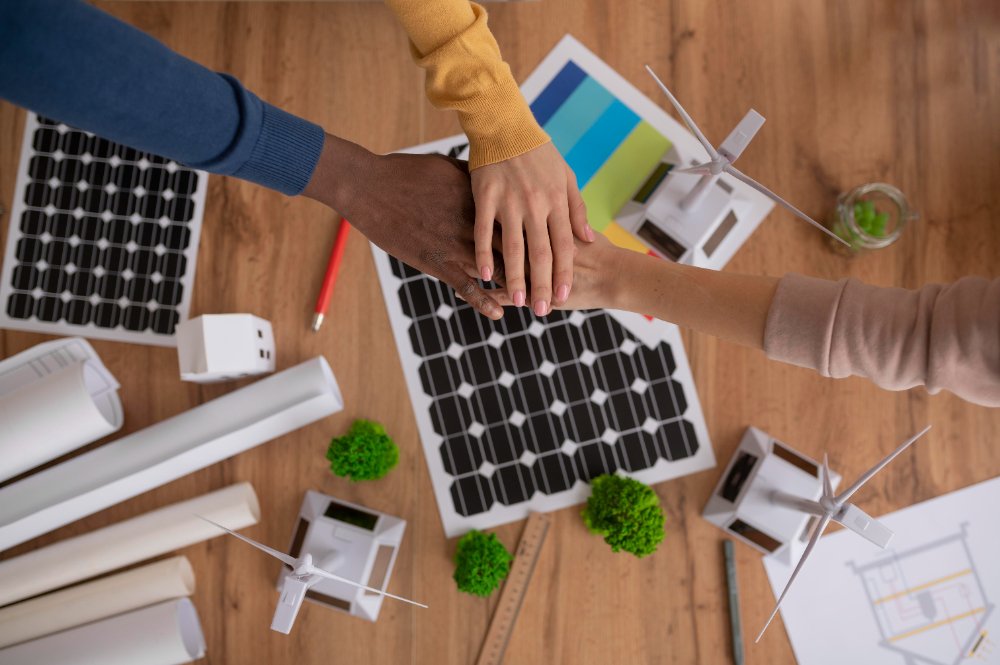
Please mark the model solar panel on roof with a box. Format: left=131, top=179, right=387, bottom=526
left=0, top=115, right=206, bottom=346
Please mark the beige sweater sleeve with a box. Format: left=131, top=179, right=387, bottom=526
left=763, top=273, right=1000, bottom=406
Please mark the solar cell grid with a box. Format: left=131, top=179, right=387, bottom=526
left=0, top=115, right=206, bottom=345
left=371, top=132, right=714, bottom=534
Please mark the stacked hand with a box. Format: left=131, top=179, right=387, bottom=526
left=303, top=134, right=505, bottom=320
left=304, top=134, right=604, bottom=321
left=471, top=141, right=594, bottom=316
left=478, top=231, right=621, bottom=312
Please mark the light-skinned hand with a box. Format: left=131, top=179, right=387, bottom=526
left=478, top=231, right=620, bottom=312
left=471, top=141, right=594, bottom=317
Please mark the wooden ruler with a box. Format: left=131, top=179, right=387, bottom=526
left=476, top=512, right=552, bottom=665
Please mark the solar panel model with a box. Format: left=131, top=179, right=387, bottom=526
left=373, top=136, right=714, bottom=537
left=0, top=114, right=206, bottom=346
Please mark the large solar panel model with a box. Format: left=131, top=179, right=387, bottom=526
left=0, top=114, right=206, bottom=345
left=373, top=132, right=714, bottom=536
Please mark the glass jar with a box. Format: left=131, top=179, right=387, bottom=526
left=828, top=183, right=916, bottom=254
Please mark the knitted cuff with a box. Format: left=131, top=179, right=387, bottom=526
left=231, top=101, right=325, bottom=196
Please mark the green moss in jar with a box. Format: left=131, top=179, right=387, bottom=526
left=829, top=183, right=914, bottom=254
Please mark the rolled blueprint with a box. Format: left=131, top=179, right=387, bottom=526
left=0, top=556, right=195, bottom=648
left=0, top=339, right=123, bottom=482
left=0, top=356, right=341, bottom=551
left=0, top=597, right=206, bottom=665
left=0, top=482, right=258, bottom=607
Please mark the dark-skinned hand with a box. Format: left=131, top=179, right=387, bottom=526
left=303, top=134, right=504, bottom=320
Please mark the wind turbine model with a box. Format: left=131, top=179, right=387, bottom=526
left=614, top=67, right=848, bottom=269
left=198, top=508, right=426, bottom=634
left=701, top=425, right=932, bottom=642
left=758, top=425, right=932, bottom=641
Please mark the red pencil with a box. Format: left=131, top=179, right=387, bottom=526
left=312, top=217, right=351, bottom=331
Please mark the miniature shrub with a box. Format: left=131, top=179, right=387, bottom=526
left=582, top=474, right=665, bottom=557
left=326, top=419, right=399, bottom=481
left=453, top=530, right=512, bottom=596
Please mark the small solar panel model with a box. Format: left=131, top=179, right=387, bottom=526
left=175, top=314, right=275, bottom=383
left=615, top=67, right=848, bottom=269
left=703, top=425, right=932, bottom=641
left=199, top=492, right=425, bottom=635
left=0, top=114, right=206, bottom=345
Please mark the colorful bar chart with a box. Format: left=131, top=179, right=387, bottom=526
left=530, top=61, right=672, bottom=247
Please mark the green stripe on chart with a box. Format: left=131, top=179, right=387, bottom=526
left=582, top=121, right=672, bottom=232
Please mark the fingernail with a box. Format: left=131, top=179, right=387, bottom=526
left=556, top=284, right=570, bottom=303
left=481, top=266, right=492, bottom=282
left=586, top=225, right=595, bottom=242
left=514, top=290, right=526, bottom=307
left=534, top=300, right=548, bottom=316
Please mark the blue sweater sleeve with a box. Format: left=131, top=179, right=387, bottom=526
left=0, top=0, right=325, bottom=196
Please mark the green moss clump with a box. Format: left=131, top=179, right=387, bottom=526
left=452, top=530, right=512, bottom=596
left=581, top=474, right=665, bottom=557
left=326, top=419, right=399, bottom=481
left=853, top=199, right=889, bottom=237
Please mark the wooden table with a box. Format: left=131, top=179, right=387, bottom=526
left=2, top=2, right=998, bottom=663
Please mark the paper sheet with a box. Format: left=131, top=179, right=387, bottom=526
left=762, top=476, right=1000, bottom=665
left=0, top=556, right=195, bottom=648
left=0, top=597, right=205, bottom=665
left=518, top=35, right=773, bottom=270
left=0, top=356, right=342, bottom=551
left=0, top=482, right=256, bottom=606
left=0, top=337, right=122, bottom=481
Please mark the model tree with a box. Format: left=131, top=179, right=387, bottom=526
left=326, top=419, right=399, bottom=481
left=581, top=474, right=665, bottom=557
left=453, top=530, right=512, bottom=596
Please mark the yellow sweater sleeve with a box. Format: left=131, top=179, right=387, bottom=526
left=384, top=0, right=551, bottom=169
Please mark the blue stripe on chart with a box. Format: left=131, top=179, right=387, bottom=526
left=530, top=61, right=587, bottom=127
left=543, top=77, right=615, bottom=156
left=564, top=101, right=640, bottom=187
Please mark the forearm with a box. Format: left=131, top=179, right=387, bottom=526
left=383, top=0, right=549, bottom=169
left=608, top=250, right=1000, bottom=405
left=301, top=134, right=371, bottom=211
left=764, top=274, right=1000, bottom=405
left=0, top=0, right=323, bottom=195
left=609, top=250, right=779, bottom=349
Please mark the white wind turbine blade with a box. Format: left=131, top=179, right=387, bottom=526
left=195, top=515, right=298, bottom=567
left=644, top=65, right=720, bottom=160
left=822, top=454, right=834, bottom=500
left=723, top=165, right=850, bottom=246
left=673, top=163, right=716, bottom=175
left=308, top=566, right=428, bottom=609
left=835, top=425, right=932, bottom=505
left=756, top=513, right=833, bottom=642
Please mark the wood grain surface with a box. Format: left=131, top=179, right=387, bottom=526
left=1, top=2, right=998, bottom=663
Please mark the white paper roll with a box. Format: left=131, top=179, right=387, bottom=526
left=0, top=338, right=123, bottom=483
left=0, top=357, right=342, bottom=551
left=0, top=361, right=123, bottom=482
left=0, top=597, right=206, bottom=665
left=0, top=556, right=195, bottom=648
left=0, top=482, right=257, bottom=607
